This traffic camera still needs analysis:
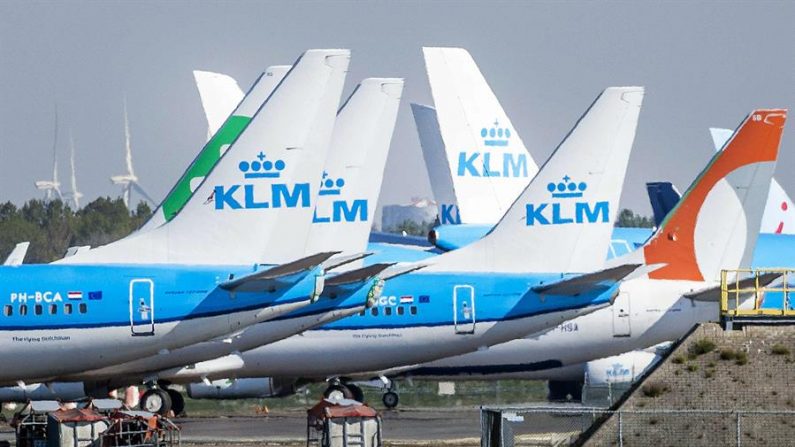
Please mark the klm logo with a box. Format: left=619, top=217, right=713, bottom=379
left=440, top=203, right=461, bottom=225
left=213, top=151, right=310, bottom=210
left=525, top=176, right=609, bottom=226
left=313, top=172, right=367, bottom=223
left=606, top=363, right=631, bottom=381
left=456, top=120, right=528, bottom=178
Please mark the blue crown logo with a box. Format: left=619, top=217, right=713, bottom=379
left=238, top=151, right=285, bottom=179
left=547, top=175, right=587, bottom=198
left=481, top=119, right=511, bottom=147
left=319, top=172, right=346, bottom=196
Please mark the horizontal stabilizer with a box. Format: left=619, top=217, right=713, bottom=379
left=684, top=272, right=782, bottom=302
left=532, top=264, right=642, bottom=296
left=326, top=263, right=395, bottom=287
left=323, top=252, right=373, bottom=271
left=3, top=242, right=29, bottom=266
left=380, top=263, right=427, bottom=281
left=220, top=251, right=339, bottom=293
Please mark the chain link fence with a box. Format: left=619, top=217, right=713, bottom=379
left=481, top=406, right=795, bottom=446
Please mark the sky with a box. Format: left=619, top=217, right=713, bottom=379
left=0, top=1, right=793, bottom=216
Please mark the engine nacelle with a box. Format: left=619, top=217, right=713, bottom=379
left=186, top=377, right=296, bottom=399
left=585, top=351, right=659, bottom=385
left=0, top=382, right=88, bottom=403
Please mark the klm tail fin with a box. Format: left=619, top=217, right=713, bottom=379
left=194, top=70, right=245, bottom=138
left=423, top=47, right=539, bottom=224
left=412, top=103, right=460, bottom=225
left=643, top=110, right=787, bottom=281
left=60, top=50, right=350, bottom=265
left=304, top=78, right=404, bottom=256
left=140, top=65, right=291, bottom=231
left=426, top=87, right=644, bottom=273
left=710, top=127, right=795, bottom=235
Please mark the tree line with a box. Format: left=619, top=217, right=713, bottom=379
left=0, top=198, right=151, bottom=263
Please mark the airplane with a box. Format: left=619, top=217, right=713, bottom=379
left=176, top=85, right=646, bottom=408
left=387, top=108, right=788, bottom=401
left=0, top=49, right=350, bottom=389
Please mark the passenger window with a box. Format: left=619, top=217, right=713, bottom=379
left=384, top=307, right=392, bottom=316
left=3, top=305, right=12, bottom=316
left=19, top=304, right=27, bottom=316
left=397, top=307, right=405, bottom=316
left=49, top=304, right=57, bottom=315
left=34, top=304, right=42, bottom=315
left=64, top=303, right=73, bottom=315
left=371, top=308, right=379, bottom=317
left=410, top=306, right=417, bottom=315
left=79, top=303, right=87, bottom=314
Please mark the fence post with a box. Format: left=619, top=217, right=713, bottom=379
left=736, top=411, right=741, bottom=447
left=618, top=411, right=623, bottom=447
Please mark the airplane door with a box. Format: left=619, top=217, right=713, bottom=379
left=453, top=285, right=476, bottom=334
left=612, top=291, right=631, bottom=337
left=130, top=279, right=155, bottom=336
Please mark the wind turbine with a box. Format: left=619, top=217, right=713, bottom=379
left=34, top=105, right=63, bottom=201
left=64, top=130, right=83, bottom=209
left=111, top=99, right=154, bottom=208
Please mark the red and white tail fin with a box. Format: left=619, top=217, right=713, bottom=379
left=643, top=110, right=787, bottom=281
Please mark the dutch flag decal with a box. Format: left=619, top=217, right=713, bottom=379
left=67, top=291, right=83, bottom=300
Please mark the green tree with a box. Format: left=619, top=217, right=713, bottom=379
left=615, top=208, right=654, bottom=228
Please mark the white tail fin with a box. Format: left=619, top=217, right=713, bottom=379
left=423, top=47, right=539, bottom=225
left=412, top=103, right=460, bottom=225
left=304, top=78, right=404, bottom=256
left=3, top=242, right=29, bottom=266
left=426, top=87, right=644, bottom=273
left=194, top=71, right=245, bottom=139
left=710, top=127, right=795, bottom=235
left=59, top=50, right=350, bottom=265
left=139, top=66, right=291, bottom=232
left=642, top=110, right=787, bottom=281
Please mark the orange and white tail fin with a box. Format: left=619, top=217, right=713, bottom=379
left=643, top=109, right=787, bottom=281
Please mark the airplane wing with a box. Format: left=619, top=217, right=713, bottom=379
left=3, top=242, right=29, bottom=266
left=323, top=252, right=373, bottom=271
left=684, top=272, right=782, bottom=302
left=532, top=264, right=643, bottom=296
left=322, top=263, right=395, bottom=298
left=220, top=251, right=339, bottom=293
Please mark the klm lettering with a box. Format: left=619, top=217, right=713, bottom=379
left=313, top=200, right=368, bottom=223
left=440, top=204, right=461, bottom=225
left=457, top=152, right=528, bottom=178
left=214, top=183, right=311, bottom=210
left=525, top=202, right=610, bottom=226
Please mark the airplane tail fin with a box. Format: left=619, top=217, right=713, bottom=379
left=60, top=50, right=350, bottom=265
left=711, top=127, right=795, bottom=235
left=646, top=182, right=682, bottom=227
left=140, top=66, right=291, bottom=231
left=642, top=110, right=787, bottom=282
left=302, top=78, right=404, bottom=257
left=412, top=103, right=460, bottom=225
left=194, top=70, right=245, bottom=138
left=423, top=47, right=539, bottom=224
left=427, top=87, right=644, bottom=273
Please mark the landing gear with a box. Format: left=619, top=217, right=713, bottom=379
left=140, top=388, right=172, bottom=415
left=166, top=388, right=185, bottom=416
left=323, top=383, right=353, bottom=401
left=547, top=380, right=583, bottom=402
left=382, top=391, right=399, bottom=409
left=347, top=384, right=365, bottom=403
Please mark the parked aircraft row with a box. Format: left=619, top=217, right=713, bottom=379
left=0, top=47, right=788, bottom=414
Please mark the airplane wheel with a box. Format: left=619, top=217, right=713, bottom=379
left=347, top=384, right=365, bottom=403
left=382, top=391, right=399, bottom=409
left=141, top=388, right=172, bottom=415
left=166, top=388, right=185, bottom=416
left=323, top=384, right=353, bottom=402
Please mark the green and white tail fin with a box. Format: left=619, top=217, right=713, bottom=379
left=139, top=65, right=291, bottom=232
left=59, top=49, right=350, bottom=265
